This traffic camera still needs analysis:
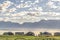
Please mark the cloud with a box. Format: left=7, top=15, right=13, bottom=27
left=1, top=1, right=13, bottom=8
left=7, top=8, right=17, bottom=13
left=1, top=11, right=60, bottom=24
left=51, top=0, right=60, bottom=1
left=16, top=0, right=40, bottom=9
left=35, top=0, right=40, bottom=3
left=0, top=0, right=60, bottom=24
left=20, top=0, right=24, bottom=2
left=16, top=4, right=24, bottom=8
left=16, top=3, right=30, bottom=8
left=46, top=1, right=58, bottom=8
left=0, top=6, right=6, bottom=12
left=16, top=1, right=32, bottom=8
left=0, top=0, right=13, bottom=13
left=28, top=6, right=43, bottom=11
left=34, top=7, right=43, bottom=11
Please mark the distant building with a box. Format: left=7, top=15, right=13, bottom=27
left=15, top=32, right=24, bottom=35
left=54, top=32, right=60, bottom=36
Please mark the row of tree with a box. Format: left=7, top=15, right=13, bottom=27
left=2, top=32, right=60, bottom=36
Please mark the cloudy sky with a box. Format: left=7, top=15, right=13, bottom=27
left=0, top=0, right=60, bottom=30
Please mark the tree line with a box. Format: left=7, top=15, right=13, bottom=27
left=2, top=31, right=60, bottom=36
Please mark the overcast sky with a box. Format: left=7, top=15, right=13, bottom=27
left=0, top=0, right=60, bottom=30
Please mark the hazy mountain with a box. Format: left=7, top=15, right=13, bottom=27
left=0, top=20, right=60, bottom=29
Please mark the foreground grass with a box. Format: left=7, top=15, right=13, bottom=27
left=0, top=35, right=60, bottom=40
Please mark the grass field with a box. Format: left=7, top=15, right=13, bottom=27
left=0, top=35, right=60, bottom=40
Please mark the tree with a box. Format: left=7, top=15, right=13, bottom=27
left=38, top=32, right=52, bottom=36
left=42, top=32, right=51, bottom=35
left=25, top=32, right=35, bottom=36
left=3, top=32, right=14, bottom=35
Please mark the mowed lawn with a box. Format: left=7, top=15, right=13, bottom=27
left=0, top=35, right=60, bottom=40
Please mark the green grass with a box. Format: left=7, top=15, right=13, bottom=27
left=0, top=35, right=60, bottom=40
